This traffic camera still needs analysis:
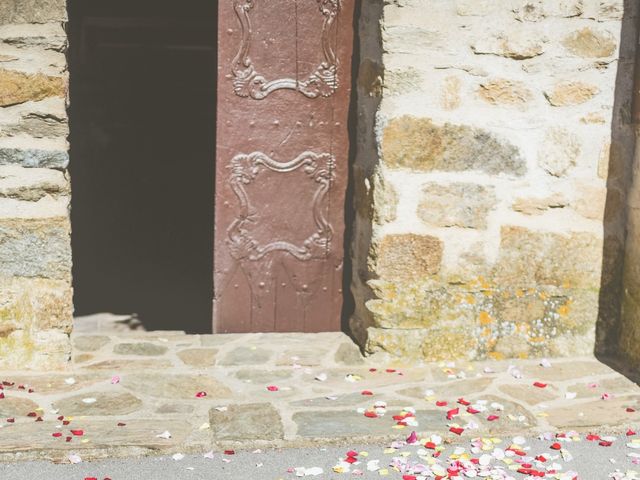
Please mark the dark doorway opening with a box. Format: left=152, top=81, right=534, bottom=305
left=68, top=0, right=217, bottom=333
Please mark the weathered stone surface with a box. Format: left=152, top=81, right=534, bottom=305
left=156, top=403, right=195, bottom=414
left=512, top=0, right=584, bottom=21
left=562, top=27, right=617, bottom=58
left=121, top=373, right=231, bottom=399
left=113, top=342, right=168, bottom=356
left=0, top=166, right=68, bottom=201
left=581, top=112, right=607, bottom=125
left=400, top=377, right=494, bottom=400
left=200, top=334, right=246, bottom=346
left=0, top=396, right=39, bottom=417
left=546, top=396, right=640, bottom=429
left=495, top=294, right=546, bottom=324
left=513, top=1, right=546, bottom=21
left=84, top=359, right=173, bottom=371
left=544, top=81, right=599, bottom=106
left=596, top=0, right=624, bottom=20
left=538, top=128, right=581, bottom=176
left=499, top=384, right=559, bottom=405
left=0, top=69, right=64, bottom=107
left=418, top=183, right=496, bottom=229
left=478, top=79, right=533, bottom=107
left=235, top=369, right=293, bottom=383
left=0, top=277, right=72, bottom=334
left=210, top=403, right=283, bottom=441
left=0, top=148, right=69, bottom=169
left=384, top=67, right=423, bottom=96
left=0, top=419, right=191, bottom=452
left=521, top=360, right=613, bottom=381
left=0, top=218, right=70, bottom=280
left=73, top=335, right=110, bottom=352
left=381, top=116, right=526, bottom=175
left=0, top=0, right=67, bottom=24
left=367, top=280, right=476, bottom=329
left=294, top=409, right=445, bottom=437
left=276, top=348, right=329, bottom=366
left=334, top=342, right=364, bottom=365
left=8, top=374, right=107, bottom=394
left=471, top=32, right=546, bottom=59
left=177, top=348, right=217, bottom=367
left=218, top=346, right=273, bottom=366
left=441, top=75, right=461, bottom=110
left=456, top=0, right=497, bottom=16
left=367, top=326, right=478, bottom=362
left=290, top=392, right=392, bottom=408
left=0, top=24, right=66, bottom=50
left=73, top=353, right=93, bottom=363
left=2, top=113, right=68, bottom=139
left=566, top=376, right=639, bottom=399
left=0, top=328, right=70, bottom=370
left=53, top=392, right=143, bottom=416
left=572, top=181, right=607, bottom=220
left=375, top=234, right=443, bottom=280
left=512, top=193, right=569, bottom=215
left=493, top=227, right=602, bottom=288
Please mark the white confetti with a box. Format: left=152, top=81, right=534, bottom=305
left=81, top=398, right=96, bottom=404
left=64, top=377, right=76, bottom=385
left=156, top=431, right=172, bottom=439
left=68, top=453, right=82, bottom=464
left=172, top=453, right=185, bottom=461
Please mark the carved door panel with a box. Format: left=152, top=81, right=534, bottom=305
left=214, top=0, right=354, bottom=333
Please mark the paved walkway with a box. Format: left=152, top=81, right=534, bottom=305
left=0, top=329, right=639, bottom=464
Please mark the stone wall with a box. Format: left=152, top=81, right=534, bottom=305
left=0, top=0, right=71, bottom=369
left=352, top=0, right=637, bottom=362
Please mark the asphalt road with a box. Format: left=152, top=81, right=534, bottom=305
left=0, top=438, right=637, bottom=479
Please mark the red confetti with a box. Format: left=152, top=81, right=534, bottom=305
left=457, top=398, right=471, bottom=406
left=599, top=440, right=613, bottom=447
left=369, top=368, right=377, bottom=372
left=446, top=408, right=459, bottom=420
left=71, top=429, right=84, bottom=436
left=346, top=450, right=358, bottom=457
left=586, top=434, right=601, bottom=441
left=117, top=423, right=126, bottom=427
left=266, top=386, right=279, bottom=392
left=364, top=411, right=378, bottom=418
left=627, top=407, right=636, bottom=413
left=195, top=391, right=207, bottom=398
left=223, top=450, right=235, bottom=455
left=424, top=441, right=437, bottom=449
left=435, top=401, right=447, bottom=407
left=533, top=382, right=547, bottom=388
left=487, top=415, right=500, bottom=421
left=550, top=442, right=562, bottom=450
left=27, top=412, right=37, bottom=417
left=386, top=369, right=396, bottom=373
left=6, top=418, right=14, bottom=423
left=52, top=432, right=62, bottom=438
left=449, top=427, right=464, bottom=435
left=0, top=393, right=5, bottom=399
left=345, top=456, right=358, bottom=464
left=627, top=429, right=637, bottom=436
left=402, top=476, right=416, bottom=480
left=466, top=407, right=480, bottom=414
left=361, top=390, right=373, bottom=396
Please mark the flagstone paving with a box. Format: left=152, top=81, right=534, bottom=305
left=0, top=330, right=639, bottom=464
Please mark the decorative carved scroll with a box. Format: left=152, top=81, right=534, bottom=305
left=231, top=0, right=340, bottom=99
left=227, top=151, right=336, bottom=261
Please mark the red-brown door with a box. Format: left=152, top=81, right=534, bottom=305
left=213, top=0, right=354, bottom=333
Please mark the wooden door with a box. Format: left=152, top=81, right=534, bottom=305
left=213, top=0, right=354, bottom=333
